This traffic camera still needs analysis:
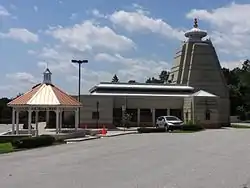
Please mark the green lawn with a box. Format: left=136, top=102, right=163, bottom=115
left=231, top=124, right=250, bottom=129
left=0, top=143, right=14, bottom=154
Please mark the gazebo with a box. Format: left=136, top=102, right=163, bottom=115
left=7, top=68, right=82, bottom=136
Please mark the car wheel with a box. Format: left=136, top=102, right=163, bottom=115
left=165, top=124, right=169, bottom=131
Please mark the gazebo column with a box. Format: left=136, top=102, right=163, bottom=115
left=12, top=108, right=15, bottom=134
left=16, top=110, right=20, bottom=135
left=75, top=108, right=79, bottom=131
left=56, top=108, right=59, bottom=134
left=28, top=109, right=32, bottom=135
left=46, top=110, right=50, bottom=127
left=35, top=110, right=39, bottom=136
left=59, top=110, right=62, bottom=133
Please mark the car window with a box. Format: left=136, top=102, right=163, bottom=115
left=157, top=117, right=163, bottom=121
left=165, top=116, right=179, bottom=121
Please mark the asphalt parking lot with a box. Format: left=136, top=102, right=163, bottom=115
left=1, top=129, right=250, bottom=188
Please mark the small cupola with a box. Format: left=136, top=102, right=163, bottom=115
left=43, top=68, right=52, bottom=84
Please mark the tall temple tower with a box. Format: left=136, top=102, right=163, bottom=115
left=168, top=18, right=230, bottom=126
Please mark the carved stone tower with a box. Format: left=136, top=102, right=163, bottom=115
left=168, top=18, right=230, bottom=126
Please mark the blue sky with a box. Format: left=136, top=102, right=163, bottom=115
left=0, top=0, right=249, bottom=97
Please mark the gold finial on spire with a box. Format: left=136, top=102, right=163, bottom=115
left=194, top=18, right=198, bottom=28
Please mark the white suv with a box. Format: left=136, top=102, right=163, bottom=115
left=156, top=116, right=184, bottom=130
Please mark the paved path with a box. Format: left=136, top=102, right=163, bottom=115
left=1, top=129, right=250, bottom=187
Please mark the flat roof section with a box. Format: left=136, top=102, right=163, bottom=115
left=89, top=83, right=194, bottom=93
left=90, top=92, right=190, bottom=97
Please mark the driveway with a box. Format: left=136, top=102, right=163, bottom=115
left=0, top=129, right=250, bottom=188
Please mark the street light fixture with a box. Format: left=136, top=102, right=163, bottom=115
left=96, top=101, right=99, bottom=128
left=71, top=59, right=88, bottom=129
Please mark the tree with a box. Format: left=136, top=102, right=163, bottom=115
left=111, top=74, right=119, bottom=83
left=159, top=70, right=170, bottom=83
left=128, top=80, right=136, bottom=83
left=145, top=70, right=170, bottom=84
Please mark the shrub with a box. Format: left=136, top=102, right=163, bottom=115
left=137, top=127, right=166, bottom=133
left=12, top=135, right=55, bottom=149
left=181, top=124, right=204, bottom=131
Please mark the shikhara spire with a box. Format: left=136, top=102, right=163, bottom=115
left=184, top=18, right=207, bottom=41
left=193, top=18, right=198, bottom=28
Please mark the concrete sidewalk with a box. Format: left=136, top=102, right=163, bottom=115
left=65, top=130, right=138, bottom=143
left=102, top=130, right=137, bottom=137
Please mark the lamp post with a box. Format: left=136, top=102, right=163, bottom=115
left=96, top=101, right=99, bottom=128
left=71, top=59, right=88, bottom=128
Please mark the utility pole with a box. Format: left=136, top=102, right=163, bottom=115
left=71, top=59, right=88, bottom=128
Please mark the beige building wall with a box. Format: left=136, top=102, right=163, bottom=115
left=193, top=96, right=219, bottom=128
left=79, top=95, right=113, bottom=127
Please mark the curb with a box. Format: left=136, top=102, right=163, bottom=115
left=101, top=131, right=138, bottom=138
left=66, top=136, right=101, bottom=144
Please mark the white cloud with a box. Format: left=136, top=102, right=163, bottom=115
left=2, top=72, right=37, bottom=97
left=6, top=72, right=37, bottom=84
left=186, top=3, right=250, bottom=58
left=32, top=43, right=170, bottom=94
left=109, top=10, right=185, bottom=40
left=0, top=5, right=10, bottom=16
left=221, top=60, right=244, bottom=70
left=92, top=9, right=107, bottom=18
left=0, top=28, right=39, bottom=43
left=27, top=49, right=36, bottom=55
left=132, top=3, right=150, bottom=15
left=57, top=0, right=63, bottom=4
left=34, top=6, right=38, bottom=12
left=94, top=53, right=120, bottom=63
left=46, top=20, right=135, bottom=52
left=70, top=13, right=77, bottom=20
left=94, top=53, right=170, bottom=82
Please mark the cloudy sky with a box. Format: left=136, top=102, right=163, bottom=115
left=0, top=0, right=249, bottom=97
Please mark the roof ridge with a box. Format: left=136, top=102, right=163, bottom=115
left=52, top=85, right=81, bottom=105
left=8, top=84, right=42, bottom=106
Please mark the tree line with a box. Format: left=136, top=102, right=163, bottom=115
left=1, top=60, right=250, bottom=122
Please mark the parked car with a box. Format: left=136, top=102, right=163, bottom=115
left=156, top=116, right=184, bottom=131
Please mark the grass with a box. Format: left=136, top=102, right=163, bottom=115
left=0, top=143, right=14, bottom=154
left=231, top=124, right=250, bottom=129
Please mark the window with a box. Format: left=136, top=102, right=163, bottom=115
left=205, top=109, right=211, bottom=120
left=92, top=112, right=99, bottom=120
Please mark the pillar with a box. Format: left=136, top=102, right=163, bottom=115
left=35, top=111, right=39, bottom=136
left=137, top=108, right=140, bottom=127
left=59, top=110, right=62, bottom=132
left=75, top=109, right=79, bottom=131
left=56, top=109, right=59, bottom=134
left=46, top=110, right=49, bottom=127
left=16, top=110, right=19, bottom=135
left=12, top=108, right=15, bottom=134
left=28, top=109, right=32, bottom=135
left=151, top=108, right=155, bottom=127
left=167, top=108, right=170, bottom=116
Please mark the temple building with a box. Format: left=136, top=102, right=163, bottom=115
left=68, top=18, right=230, bottom=129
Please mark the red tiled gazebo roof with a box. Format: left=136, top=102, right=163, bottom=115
left=8, top=83, right=82, bottom=107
